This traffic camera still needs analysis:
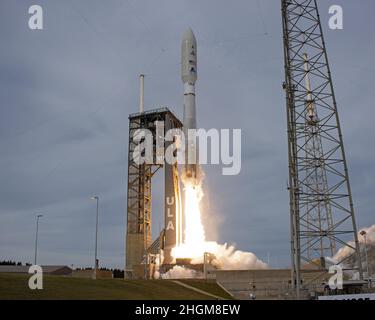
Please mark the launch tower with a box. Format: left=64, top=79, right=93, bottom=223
left=281, top=0, right=363, bottom=297
left=125, top=107, right=182, bottom=279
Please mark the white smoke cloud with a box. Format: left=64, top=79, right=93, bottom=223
left=187, top=241, right=268, bottom=270
left=359, top=224, right=375, bottom=244
left=211, top=243, right=268, bottom=270
left=161, top=266, right=203, bottom=279
left=333, top=224, right=375, bottom=262
left=329, top=224, right=375, bottom=279
left=160, top=243, right=267, bottom=279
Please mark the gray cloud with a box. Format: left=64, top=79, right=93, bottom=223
left=0, top=0, right=374, bottom=269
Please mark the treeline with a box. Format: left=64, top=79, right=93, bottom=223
left=112, top=269, right=124, bottom=278
left=0, top=260, right=32, bottom=266
left=1, top=260, right=124, bottom=277
left=74, top=267, right=124, bottom=278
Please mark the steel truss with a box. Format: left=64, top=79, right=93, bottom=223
left=281, top=0, right=363, bottom=297
left=125, top=107, right=182, bottom=277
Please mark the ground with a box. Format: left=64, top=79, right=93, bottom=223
left=0, top=273, right=232, bottom=300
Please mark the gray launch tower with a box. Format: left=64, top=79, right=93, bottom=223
left=281, top=0, right=363, bottom=297
left=125, top=107, right=182, bottom=279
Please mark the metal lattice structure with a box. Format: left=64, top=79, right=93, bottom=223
left=125, top=107, right=182, bottom=278
left=302, top=53, right=336, bottom=260
left=281, top=0, right=363, bottom=296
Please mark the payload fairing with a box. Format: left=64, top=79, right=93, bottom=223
left=182, top=28, right=198, bottom=181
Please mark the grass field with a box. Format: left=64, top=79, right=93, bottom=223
left=0, top=273, right=232, bottom=300
left=179, top=279, right=233, bottom=299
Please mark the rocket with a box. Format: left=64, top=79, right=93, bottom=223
left=181, top=28, right=198, bottom=181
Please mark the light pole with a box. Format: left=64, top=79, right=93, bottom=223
left=91, top=196, right=99, bottom=280
left=360, top=230, right=370, bottom=287
left=34, top=214, right=43, bottom=265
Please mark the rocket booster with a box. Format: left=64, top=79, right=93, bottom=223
left=181, top=28, right=198, bottom=181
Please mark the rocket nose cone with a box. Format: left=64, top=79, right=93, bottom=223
left=181, top=28, right=197, bottom=83
left=182, top=28, right=196, bottom=44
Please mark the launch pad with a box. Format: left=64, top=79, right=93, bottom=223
left=125, top=5, right=366, bottom=299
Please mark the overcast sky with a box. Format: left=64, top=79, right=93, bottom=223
left=0, top=0, right=374, bottom=269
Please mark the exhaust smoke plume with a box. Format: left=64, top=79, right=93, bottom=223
left=163, top=173, right=267, bottom=279
left=329, top=224, right=375, bottom=279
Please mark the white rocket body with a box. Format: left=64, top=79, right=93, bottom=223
left=181, top=28, right=198, bottom=181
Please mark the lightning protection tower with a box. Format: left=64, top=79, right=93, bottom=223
left=281, top=0, right=363, bottom=297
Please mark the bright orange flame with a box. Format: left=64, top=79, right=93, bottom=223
left=170, top=177, right=268, bottom=270
left=172, top=180, right=207, bottom=259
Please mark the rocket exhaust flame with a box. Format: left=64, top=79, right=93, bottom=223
left=170, top=173, right=267, bottom=272
left=172, top=177, right=205, bottom=260
left=182, top=182, right=205, bottom=250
